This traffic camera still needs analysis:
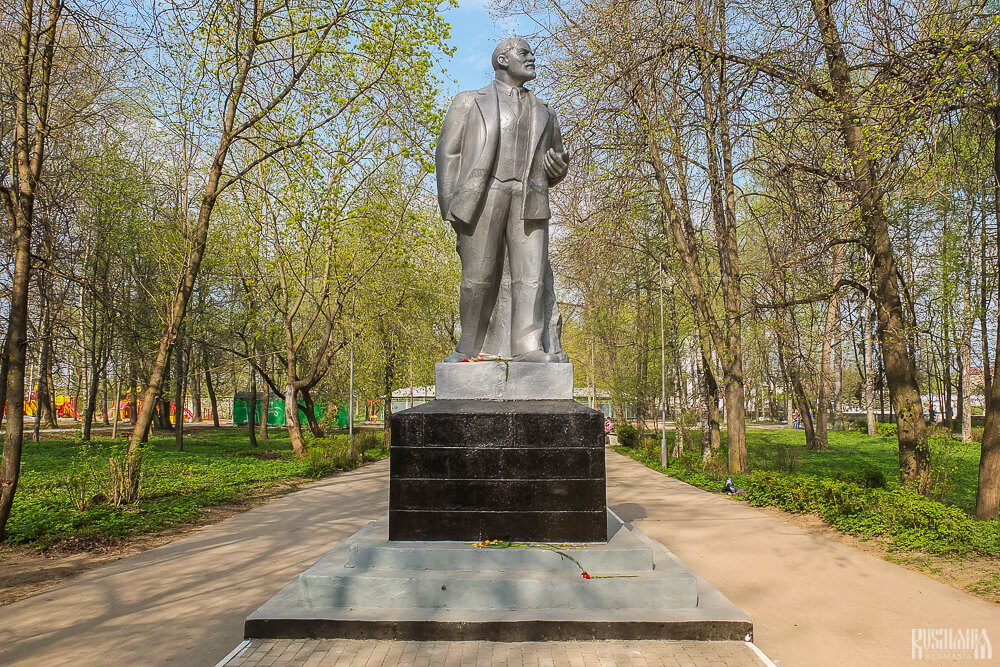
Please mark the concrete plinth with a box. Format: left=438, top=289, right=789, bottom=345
left=244, top=510, right=752, bottom=641
left=435, top=361, right=573, bottom=400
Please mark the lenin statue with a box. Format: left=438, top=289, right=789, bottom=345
left=436, top=37, right=571, bottom=363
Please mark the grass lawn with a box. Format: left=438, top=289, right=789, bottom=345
left=738, top=428, right=981, bottom=511
left=620, top=425, right=998, bottom=556
left=5, top=427, right=386, bottom=547
left=621, top=425, right=1000, bottom=601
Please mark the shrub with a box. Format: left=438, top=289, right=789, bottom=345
left=353, top=431, right=386, bottom=461
left=317, top=405, right=341, bottom=434
left=853, top=419, right=867, bottom=432
left=876, top=422, right=898, bottom=438
left=702, top=455, right=728, bottom=480
left=303, top=435, right=356, bottom=477
left=742, top=472, right=998, bottom=555
left=107, top=446, right=143, bottom=507
left=616, top=424, right=638, bottom=448
left=927, top=435, right=963, bottom=503
left=54, top=445, right=106, bottom=511
left=832, top=466, right=887, bottom=489
left=302, top=432, right=387, bottom=476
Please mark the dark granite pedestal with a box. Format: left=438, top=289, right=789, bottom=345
left=389, top=399, right=606, bottom=542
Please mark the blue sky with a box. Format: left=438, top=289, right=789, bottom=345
left=438, top=1, right=532, bottom=96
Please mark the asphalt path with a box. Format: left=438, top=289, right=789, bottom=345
left=0, top=452, right=997, bottom=665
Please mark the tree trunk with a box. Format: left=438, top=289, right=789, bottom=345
left=671, top=304, right=684, bottom=459
left=777, top=312, right=820, bottom=450
left=787, top=361, right=815, bottom=448
left=864, top=307, right=877, bottom=436
left=248, top=362, right=258, bottom=448
left=128, top=361, right=138, bottom=425
left=102, top=377, right=110, bottom=426
left=128, top=24, right=262, bottom=470
left=814, top=244, right=844, bottom=450
left=961, top=330, right=973, bottom=443
left=975, top=109, right=1000, bottom=519
left=203, top=347, right=220, bottom=427
left=112, top=377, right=122, bottom=440
left=712, top=18, right=748, bottom=475
left=811, top=0, right=929, bottom=489
left=943, top=312, right=953, bottom=428
left=699, top=352, right=721, bottom=462
left=256, top=356, right=268, bottom=441
left=36, top=309, right=57, bottom=429
left=0, top=214, right=31, bottom=539
left=0, top=321, right=11, bottom=430
left=383, top=344, right=395, bottom=449
left=284, top=384, right=307, bottom=457
left=833, top=333, right=844, bottom=430
left=82, top=351, right=102, bottom=442
left=786, top=389, right=793, bottom=428
left=258, top=387, right=269, bottom=441
left=174, top=334, right=185, bottom=452
left=157, top=359, right=172, bottom=432
left=301, top=387, right=323, bottom=437
left=0, top=0, right=64, bottom=542
left=191, top=344, right=202, bottom=423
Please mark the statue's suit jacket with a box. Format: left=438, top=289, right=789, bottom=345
left=436, top=81, right=566, bottom=228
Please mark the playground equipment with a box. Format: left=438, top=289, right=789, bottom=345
left=23, top=389, right=77, bottom=418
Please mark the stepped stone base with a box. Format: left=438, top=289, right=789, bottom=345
left=244, top=511, right=753, bottom=641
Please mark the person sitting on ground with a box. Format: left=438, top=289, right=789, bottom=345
left=723, top=477, right=745, bottom=496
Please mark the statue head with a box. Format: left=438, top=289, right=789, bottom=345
left=492, top=37, right=536, bottom=86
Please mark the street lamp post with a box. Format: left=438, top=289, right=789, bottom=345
left=660, top=265, right=668, bottom=467
left=348, top=297, right=355, bottom=440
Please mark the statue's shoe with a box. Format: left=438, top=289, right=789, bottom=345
left=443, top=351, right=467, bottom=363
left=512, top=349, right=551, bottom=362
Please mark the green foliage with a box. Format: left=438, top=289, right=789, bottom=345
left=52, top=445, right=107, bottom=511
left=301, top=432, right=388, bottom=477
left=832, top=466, right=887, bottom=489
left=741, top=473, right=998, bottom=555
left=751, top=440, right=802, bottom=474
left=876, top=423, right=898, bottom=438
left=6, top=428, right=386, bottom=548
left=352, top=431, right=386, bottom=460
left=614, top=446, right=726, bottom=489
left=616, top=428, right=998, bottom=556
left=302, top=436, right=354, bottom=477
left=616, top=424, right=638, bottom=448
left=966, top=572, right=1000, bottom=599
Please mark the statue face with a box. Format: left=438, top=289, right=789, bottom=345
left=499, top=40, right=536, bottom=84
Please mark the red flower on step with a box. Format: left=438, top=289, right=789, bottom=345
left=581, top=571, right=591, bottom=579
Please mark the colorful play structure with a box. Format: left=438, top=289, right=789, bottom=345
left=21, top=387, right=193, bottom=423
left=104, top=391, right=193, bottom=423
left=23, top=393, right=78, bottom=418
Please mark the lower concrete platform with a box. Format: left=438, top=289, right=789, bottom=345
left=245, top=510, right=752, bottom=641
